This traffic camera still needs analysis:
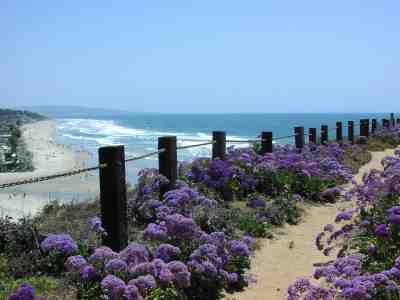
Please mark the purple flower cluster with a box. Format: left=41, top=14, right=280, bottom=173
left=182, top=143, right=353, bottom=204
left=89, top=216, right=107, bottom=236
left=289, top=149, right=400, bottom=299
left=40, top=234, right=77, bottom=256
left=289, top=253, right=400, bottom=299
left=8, top=283, right=47, bottom=300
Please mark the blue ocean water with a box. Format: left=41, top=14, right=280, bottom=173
left=55, top=113, right=391, bottom=181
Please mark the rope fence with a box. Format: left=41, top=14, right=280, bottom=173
left=125, top=149, right=165, bottom=162
left=0, top=114, right=397, bottom=250
left=0, top=163, right=107, bottom=189
left=176, top=141, right=214, bottom=150
left=0, top=115, right=395, bottom=192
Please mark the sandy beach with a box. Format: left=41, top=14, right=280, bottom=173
left=0, top=120, right=98, bottom=219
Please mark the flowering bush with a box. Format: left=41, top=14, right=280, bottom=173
left=63, top=222, right=253, bottom=300
left=8, top=283, right=47, bottom=300
left=183, top=143, right=353, bottom=202
left=288, top=150, right=400, bottom=299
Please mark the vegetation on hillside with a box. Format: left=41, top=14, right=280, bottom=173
left=1, top=125, right=399, bottom=300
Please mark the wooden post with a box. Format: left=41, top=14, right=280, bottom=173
left=99, top=145, right=128, bottom=252
left=294, top=127, right=304, bottom=150
left=321, top=125, right=328, bottom=145
left=371, top=119, right=377, bottom=134
left=261, top=131, right=273, bottom=154
left=348, top=121, right=354, bottom=144
left=336, top=122, right=343, bottom=142
left=360, top=119, right=369, bottom=138
left=309, top=128, right=317, bottom=144
left=212, top=131, right=226, bottom=160
left=158, top=136, right=177, bottom=195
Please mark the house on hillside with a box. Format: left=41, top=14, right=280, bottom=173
left=0, top=134, right=12, bottom=163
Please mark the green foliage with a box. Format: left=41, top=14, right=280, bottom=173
left=75, top=281, right=102, bottom=300
left=184, top=272, right=225, bottom=300
left=234, top=213, right=273, bottom=238
left=147, top=287, right=182, bottom=300
left=0, top=274, right=60, bottom=300
left=201, top=206, right=272, bottom=239
left=225, top=255, right=251, bottom=293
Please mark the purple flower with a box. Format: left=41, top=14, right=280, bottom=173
left=101, top=275, right=126, bottom=298
left=158, top=267, right=175, bottom=285
left=8, top=283, right=36, bottom=300
left=65, top=255, right=87, bottom=273
left=247, top=196, right=266, bottom=209
left=143, top=223, right=168, bottom=241
left=374, top=224, right=390, bottom=237
left=167, top=261, right=191, bottom=288
left=228, top=240, right=251, bottom=257
left=323, top=224, right=335, bottom=232
left=40, top=234, right=77, bottom=256
left=389, top=213, right=400, bottom=225
left=164, top=214, right=200, bottom=240
left=335, top=210, right=354, bottom=223
left=367, top=245, right=376, bottom=255
left=155, top=244, right=181, bottom=262
left=80, top=265, right=98, bottom=282
left=88, top=246, right=119, bottom=269
left=105, top=258, right=128, bottom=276
left=128, top=275, right=157, bottom=293
left=89, top=216, right=107, bottom=236
left=123, top=284, right=144, bottom=300
left=119, top=243, right=150, bottom=266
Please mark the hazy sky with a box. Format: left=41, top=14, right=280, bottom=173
left=1, top=1, right=399, bottom=113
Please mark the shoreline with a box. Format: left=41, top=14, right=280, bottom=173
left=0, top=120, right=98, bottom=219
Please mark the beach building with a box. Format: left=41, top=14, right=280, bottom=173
left=0, top=134, right=11, bottom=163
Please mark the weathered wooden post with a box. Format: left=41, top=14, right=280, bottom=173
left=309, top=128, right=317, bottom=144
left=212, top=131, right=231, bottom=201
left=212, top=131, right=226, bottom=160
left=158, top=136, right=177, bottom=195
left=371, top=119, right=377, bottom=134
left=294, top=127, right=304, bottom=150
left=336, top=122, right=343, bottom=142
left=348, top=121, right=354, bottom=144
left=321, top=125, right=328, bottom=144
left=99, top=145, right=128, bottom=251
left=360, top=119, right=369, bottom=138
left=260, top=131, right=273, bottom=154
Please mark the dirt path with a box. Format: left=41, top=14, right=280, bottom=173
left=228, top=147, right=398, bottom=300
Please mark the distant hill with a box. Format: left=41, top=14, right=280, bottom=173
left=19, top=105, right=131, bottom=119
left=0, top=109, right=47, bottom=126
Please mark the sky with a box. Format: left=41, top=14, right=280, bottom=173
left=1, top=1, right=399, bottom=113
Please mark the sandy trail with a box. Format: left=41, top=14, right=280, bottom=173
left=0, top=120, right=98, bottom=219
left=228, top=147, right=398, bottom=300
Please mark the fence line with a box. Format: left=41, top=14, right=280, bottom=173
left=0, top=114, right=398, bottom=251
left=176, top=141, right=214, bottom=150
left=125, top=149, right=165, bottom=162
left=0, top=164, right=107, bottom=189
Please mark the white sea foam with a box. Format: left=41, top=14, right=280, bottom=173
left=57, top=118, right=254, bottom=159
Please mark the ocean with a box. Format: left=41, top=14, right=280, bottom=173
left=55, top=113, right=391, bottom=182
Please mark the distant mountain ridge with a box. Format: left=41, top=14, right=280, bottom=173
left=18, top=105, right=132, bottom=119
